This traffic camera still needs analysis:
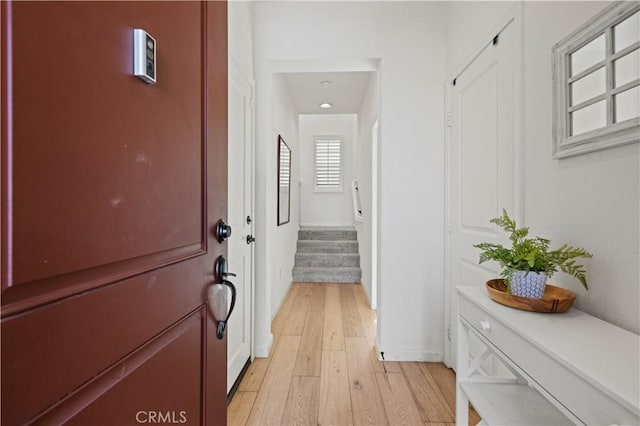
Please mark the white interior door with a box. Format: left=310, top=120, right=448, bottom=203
left=228, top=58, right=254, bottom=392
left=445, top=19, right=517, bottom=369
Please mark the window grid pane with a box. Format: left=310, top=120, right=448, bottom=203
left=571, top=67, right=606, bottom=106
left=569, top=29, right=614, bottom=133
left=614, top=11, right=640, bottom=53
left=615, top=85, right=640, bottom=123
left=571, top=34, right=606, bottom=77
left=571, top=100, right=607, bottom=136
left=614, top=48, right=640, bottom=88
left=552, top=2, right=639, bottom=158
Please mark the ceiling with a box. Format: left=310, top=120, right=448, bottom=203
left=280, top=71, right=374, bottom=115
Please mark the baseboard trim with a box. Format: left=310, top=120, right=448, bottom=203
left=374, top=343, right=443, bottom=362
left=271, top=281, right=292, bottom=320
left=254, top=333, right=274, bottom=358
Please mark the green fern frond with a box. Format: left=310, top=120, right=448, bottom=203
left=559, top=260, right=589, bottom=289
left=490, top=209, right=517, bottom=234
left=553, top=244, right=593, bottom=260
left=490, top=209, right=529, bottom=245
left=474, top=209, right=593, bottom=291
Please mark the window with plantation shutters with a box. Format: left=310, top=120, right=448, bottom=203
left=314, top=136, right=342, bottom=192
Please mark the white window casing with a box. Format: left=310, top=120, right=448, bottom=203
left=552, top=2, right=639, bottom=159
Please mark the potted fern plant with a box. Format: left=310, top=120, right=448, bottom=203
left=474, top=209, right=593, bottom=299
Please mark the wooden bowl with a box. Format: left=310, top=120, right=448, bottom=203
left=485, top=279, right=576, bottom=313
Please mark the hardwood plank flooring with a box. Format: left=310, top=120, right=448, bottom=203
left=353, top=284, right=377, bottom=341
left=425, top=362, right=481, bottom=425
left=228, top=392, right=257, bottom=426
left=375, top=372, right=423, bottom=425
left=308, top=283, right=326, bottom=311
left=238, top=358, right=269, bottom=392
left=345, top=336, right=389, bottom=425
left=322, top=285, right=345, bottom=351
left=293, top=310, right=324, bottom=376
left=401, top=362, right=454, bottom=423
left=272, top=285, right=298, bottom=337
left=370, top=345, right=403, bottom=374
left=282, top=376, right=320, bottom=426
left=282, top=286, right=312, bottom=336
left=318, top=350, right=353, bottom=426
left=340, top=286, right=365, bottom=337
left=231, top=283, right=480, bottom=426
left=246, top=335, right=301, bottom=425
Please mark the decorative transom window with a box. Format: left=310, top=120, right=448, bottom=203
left=552, top=2, right=640, bottom=158
left=314, top=136, right=342, bottom=192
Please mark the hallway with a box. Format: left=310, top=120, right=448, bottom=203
left=227, top=283, right=479, bottom=425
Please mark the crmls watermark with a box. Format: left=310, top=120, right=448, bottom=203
left=135, top=411, right=187, bottom=424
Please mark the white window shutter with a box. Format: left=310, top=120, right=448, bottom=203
left=315, top=137, right=342, bottom=191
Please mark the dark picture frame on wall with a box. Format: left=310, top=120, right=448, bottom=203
left=277, top=135, right=291, bottom=226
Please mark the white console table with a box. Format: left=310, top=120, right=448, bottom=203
left=456, top=286, right=640, bottom=426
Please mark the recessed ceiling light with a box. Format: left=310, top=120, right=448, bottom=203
left=320, top=80, right=333, bottom=87
left=320, top=103, right=332, bottom=109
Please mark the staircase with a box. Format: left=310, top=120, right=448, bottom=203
left=292, top=226, right=362, bottom=283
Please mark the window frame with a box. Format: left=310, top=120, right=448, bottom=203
left=314, top=135, right=343, bottom=193
left=552, top=2, right=640, bottom=159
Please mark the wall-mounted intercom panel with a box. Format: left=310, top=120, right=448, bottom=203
left=133, top=29, right=156, bottom=84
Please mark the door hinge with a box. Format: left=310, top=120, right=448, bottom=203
left=446, top=112, right=453, bottom=127
left=446, top=223, right=453, bottom=233
left=249, top=97, right=255, bottom=109
left=447, top=326, right=451, bottom=342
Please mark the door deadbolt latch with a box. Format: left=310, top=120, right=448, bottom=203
left=215, top=219, right=232, bottom=243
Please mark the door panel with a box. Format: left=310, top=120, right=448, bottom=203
left=1, top=2, right=228, bottom=425
left=459, top=63, right=498, bottom=228
left=39, top=311, right=203, bottom=425
left=10, top=1, right=203, bottom=287
left=447, top=19, right=516, bottom=369
left=227, top=58, right=253, bottom=392
left=3, top=1, right=206, bottom=316
left=2, top=263, right=204, bottom=424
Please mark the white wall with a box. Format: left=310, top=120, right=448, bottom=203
left=354, top=72, right=380, bottom=308
left=446, top=1, right=639, bottom=334
left=445, top=1, right=516, bottom=76
left=252, top=58, right=300, bottom=356
left=269, top=75, right=299, bottom=331
left=522, top=1, right=639, bottom=334
left=254, top=1, right=447, bottom=361
left=228, top=1, right=254, bottom=82
left=298, top=114, right=357, bottom=227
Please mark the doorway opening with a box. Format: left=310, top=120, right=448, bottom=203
left=251, top=58, right=382, bottom=363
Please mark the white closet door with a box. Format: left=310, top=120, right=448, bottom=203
left=446, top=19, right=517, bottom=369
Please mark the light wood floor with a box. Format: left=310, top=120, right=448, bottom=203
left=228, top=283, right=480, bottom=426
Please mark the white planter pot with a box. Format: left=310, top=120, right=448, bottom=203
left=510, top=270, right=547, bottom=299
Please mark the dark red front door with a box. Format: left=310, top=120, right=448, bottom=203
left=1, top=1, right=228, bottom=424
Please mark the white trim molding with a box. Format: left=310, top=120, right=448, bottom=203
left=375, top=342, right=443, bottom=362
